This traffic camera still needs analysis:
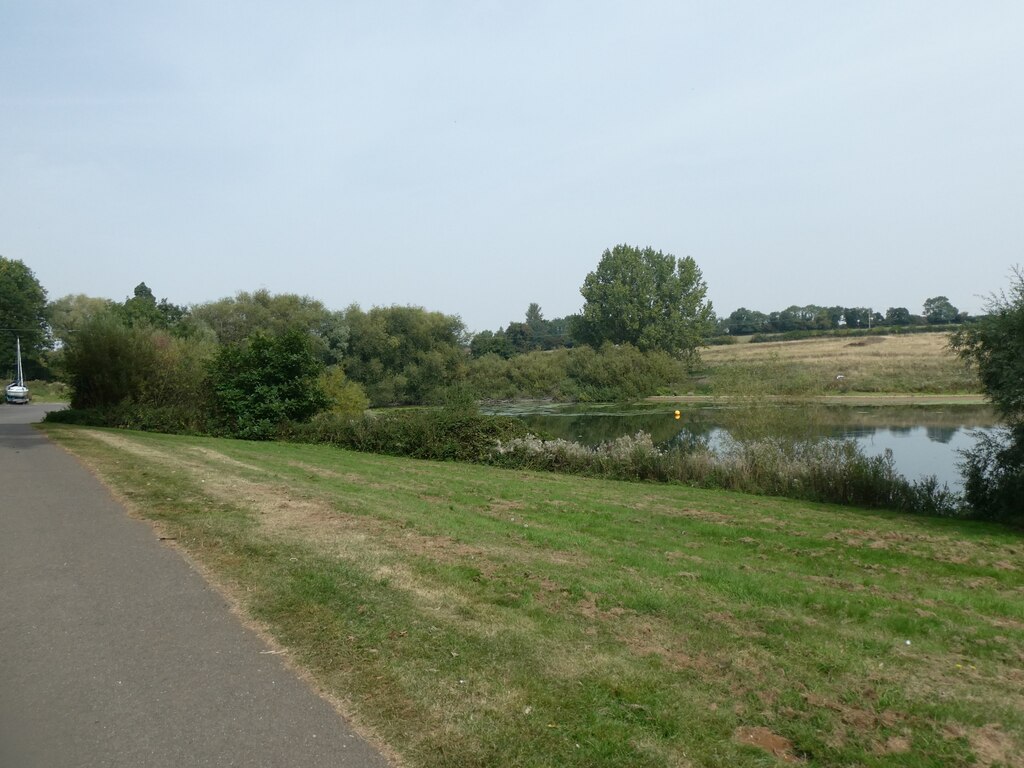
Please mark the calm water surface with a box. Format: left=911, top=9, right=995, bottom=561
left=483, top=403, right=1001, bottom=491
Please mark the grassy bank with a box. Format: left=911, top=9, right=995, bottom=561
left=698, top=333, right=979, bottom=396
left=42, top=424, right=1022, bottom=767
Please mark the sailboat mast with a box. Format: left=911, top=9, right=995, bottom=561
left=15, top=337, right=24, bottom=387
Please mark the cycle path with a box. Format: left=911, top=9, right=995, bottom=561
left=0, top=404, right=392, bottom=768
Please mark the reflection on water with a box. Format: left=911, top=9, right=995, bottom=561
left=926, top=426, right=957, bottom=444
left=483, top=403, right=1001, bottom=490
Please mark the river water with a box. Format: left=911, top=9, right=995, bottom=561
left=482, top=402, right=1001, bottom=491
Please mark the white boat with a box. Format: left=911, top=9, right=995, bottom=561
left=5, top=337, right=30, bottom=404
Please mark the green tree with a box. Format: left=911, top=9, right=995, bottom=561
left=885, top=307, right=911, bottom=326
left=470, top=305, right=573, bottom=359
left=343, top=305, right=467, bottom=405
left=545, top=315, right=573, bottom=348
left=819, top=306, right=844, bottom=330
left=726, top=308, right=769, bottom=335
left=48, top=294, right=116, bottom=346
left=63, top=311, right=160, bottom=408
left=46, top=294, right=117, bottom=379
left=0, top=256, right=50, bottom=378
left=573, top=245, right=714, bottom=361
left=950, top=273, right=1024, bottom=423
left=62, top=308, right=216, bottom=418
left=504, top=322, right=534, bottom=355
left=318, top=366, right=369, bottom=417
left=842, top=307, right=871, bottom=329
left=949, top=268, right=1024, bottom=522
left=209, top=327, right=329, bottom=439
left=519, top=303, right=550, bottom=351
left=923, top=296, right=959, bottom=325
left=469, top=329, right=511, bottom=359
left=192, top=289, right=348, bottom=365
left=116, top=282, right=188, bottom=331
left=525, top=303, right=545, bottom=333
left=766, top=305, right=825, bottom=332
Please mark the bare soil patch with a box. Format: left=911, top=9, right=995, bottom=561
left=969, top=723, right=1021, bottom=768
left=733, top=726, right=801, bottom=762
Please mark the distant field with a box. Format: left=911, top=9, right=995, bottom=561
left=699, top=333, right=980, bottom=395
left=44, top=424, right=1023, bottom=768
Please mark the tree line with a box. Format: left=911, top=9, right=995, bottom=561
left=0, top=246, right=714, bottom=432
left=5, top=247, right=974, bottom=395
left=721, top=296, right=965, bottom=336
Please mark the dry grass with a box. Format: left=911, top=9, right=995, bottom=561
left=700, top=333, right=979, bottom=395
left=702, top=332, right=952, bottom=365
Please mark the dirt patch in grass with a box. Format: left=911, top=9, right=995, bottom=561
left=643, top=503, right=735, bottom=525
left=876, top=734, right=913, bottom=754
left=577, top=591, right=630, bottom=621
left=617, top=618, right=720, bottom=673
left=286, top=461, right=343, bottom=478
left=969, top=723, right=1021, bottom=768
left=733, top=726, right=801, bottom=762
left=485, top=498, right=526, bottom=514
left=803, top=692, right=901, bottom=732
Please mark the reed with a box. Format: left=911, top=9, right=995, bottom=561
left=492, top=430, right=960, bottom=516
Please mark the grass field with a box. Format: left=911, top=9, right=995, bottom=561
left=43, top=424, right=1023, bottom=767
left=699, top=334, right=979, bottom=396
left=20, top=380, right=71, bottom=403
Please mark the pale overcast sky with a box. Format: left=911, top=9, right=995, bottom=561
left=3, top=2, right=1022, bottom=331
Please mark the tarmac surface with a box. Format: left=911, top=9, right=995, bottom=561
left=0, top=403, right=391, bottom=768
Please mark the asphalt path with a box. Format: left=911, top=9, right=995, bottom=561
left=0, top=403, right=391, bottom=768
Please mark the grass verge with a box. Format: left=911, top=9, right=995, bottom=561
left=42, top=424, right=1023, bottom=767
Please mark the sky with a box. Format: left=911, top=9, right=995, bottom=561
left=3, top=1, right=1023, bottom=332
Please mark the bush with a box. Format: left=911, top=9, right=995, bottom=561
left=565, top=344, right=680, bottom=402
left=290, top=405, right=534, bottom=463
left=958, top=426, right=1024, bottom=526
left=63, top=313, right=161, bottom=409
left=466, top=345, right=685, bottom=403
left=209, top=328, right=329, bottom=440
left=318, top=366, right=369, bottom=417
left=950, top=267, right=1024, bottom=523
left=44, top=402, right=216, bottom=434
left=506, top=350, right=569, bottom=399
left=344, top=305, right=467, bottom=406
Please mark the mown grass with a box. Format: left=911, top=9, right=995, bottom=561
left=699, top=334, right=979, bottom=396
left=43, top=424, right=1023, bottom=767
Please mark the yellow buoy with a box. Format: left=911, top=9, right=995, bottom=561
left=674, top=409, right=681, bottom=420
